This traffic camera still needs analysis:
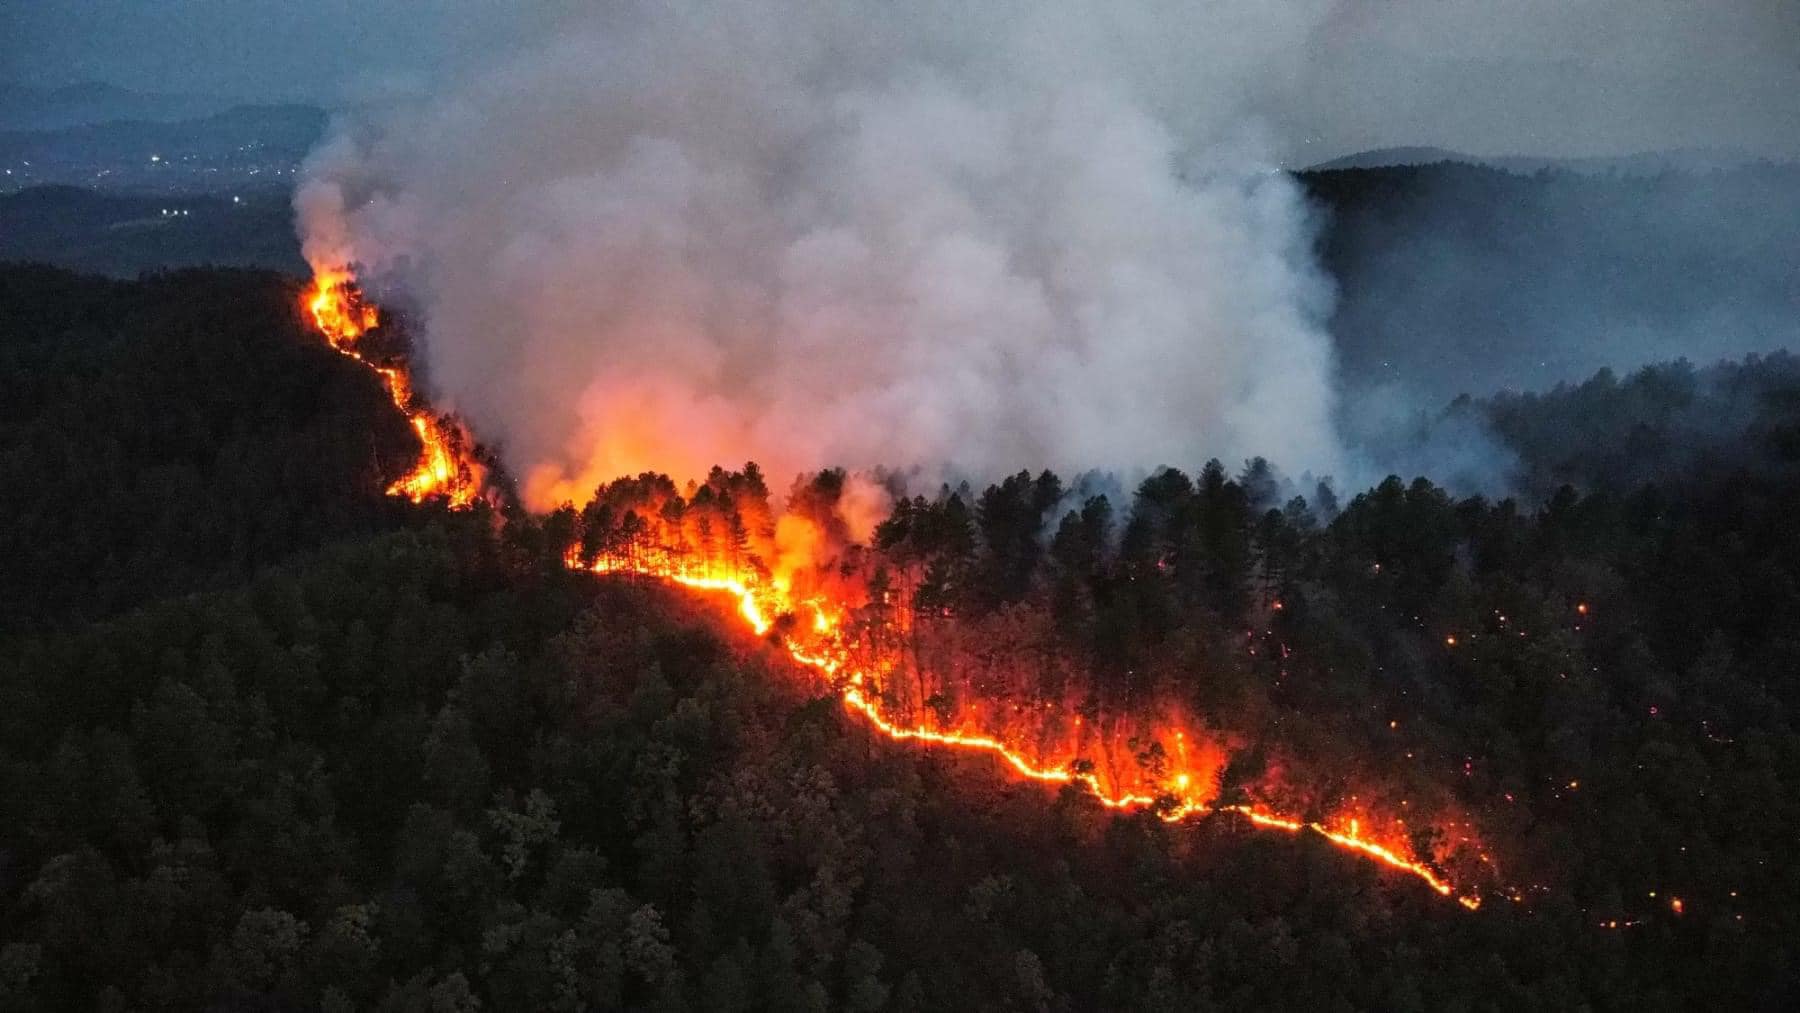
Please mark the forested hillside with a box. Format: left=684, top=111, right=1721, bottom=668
left=3, top=266, right=1800, bottom=1008
left=0, top=265, right=414, bottom=631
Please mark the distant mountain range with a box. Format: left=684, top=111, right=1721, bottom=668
left=0, top=103, right=326, bottom=160
left=1306, top=145, right=1782, bottom=177
left=0, top=81, right=241, bottom=131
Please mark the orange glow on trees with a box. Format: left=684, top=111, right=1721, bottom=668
left=305, top=269, right=1493, bottom=911
left=563, top=471, right=1491, bottom=910
left=301, top=267, right=486, bottom=506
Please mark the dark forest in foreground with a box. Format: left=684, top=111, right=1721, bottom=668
left=3, top=266, right=1800, bottom=1009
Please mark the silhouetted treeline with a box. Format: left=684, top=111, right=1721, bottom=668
left=1483, top=352, right=1800, bottom=493
left=1372, top=351, right=1800, bottom=496
left=3, top=267, right=1800, bottom=1007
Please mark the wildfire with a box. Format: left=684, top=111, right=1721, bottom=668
left=301, top=268, right=485, bottom=506
left=305, top=266, right=379, bottom=350
left=573, top=548, right=1484, bottom=911
left=306, top=267, right=1489, bottom=912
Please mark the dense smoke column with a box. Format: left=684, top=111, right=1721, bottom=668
left=297, top=1, right=1345, bottom=508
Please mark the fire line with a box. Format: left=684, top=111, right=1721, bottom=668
left=580, top=557, right=1483, bottom=911
left=304, top=269, right=485, bottom=506
left=302, top=268, right=1485, bottom=913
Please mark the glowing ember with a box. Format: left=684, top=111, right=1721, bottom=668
left=570, top=547, right=1485, bottom=910
left=310, top=268, right=1490, bottom=912
left=301, top=268, right=486, bottom=506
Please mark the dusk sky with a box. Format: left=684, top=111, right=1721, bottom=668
left=5, top=0, right=1799, bottom=160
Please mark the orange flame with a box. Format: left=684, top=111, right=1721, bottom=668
left=301, top=268, right=486, bottom=506
left=306, top=270, right=1487, bottom=910
left=305, top=266, right=379, bottom=351
left=573, top=548, right=1484, bottom=910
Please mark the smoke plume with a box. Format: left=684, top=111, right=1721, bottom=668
left=297, top=1, right=1345, bottom=508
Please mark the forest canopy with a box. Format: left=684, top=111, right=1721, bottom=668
left=2, top=264, right=1799, bottom=1008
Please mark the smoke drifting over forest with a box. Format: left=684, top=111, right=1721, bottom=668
left=296, top=0, right=1800, bottom=503
left=297, top=1, right=1347, bottom=506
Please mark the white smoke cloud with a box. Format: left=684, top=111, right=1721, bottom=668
left=297, top=0, right=1345, bottom=509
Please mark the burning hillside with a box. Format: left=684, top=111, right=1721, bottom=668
left=303, top=270, right=486, bottom=506
left=300, top=269, right=1496, bottom=911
